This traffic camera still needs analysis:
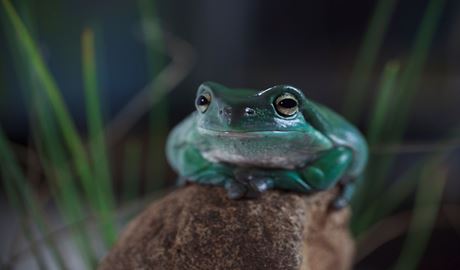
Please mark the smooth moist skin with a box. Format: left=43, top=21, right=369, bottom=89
left=166, top=82, right=368, bottom=207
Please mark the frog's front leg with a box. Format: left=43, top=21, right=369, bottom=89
left=301, top=146, right=353, bottom=189
left=175, top=146, right=233, bottom=186
left=300, top=146, right=354, bottom=207
left=173, top=146, right=254, bottom=199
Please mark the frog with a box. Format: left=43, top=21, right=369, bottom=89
left=166, top=82, right=368, bottom=208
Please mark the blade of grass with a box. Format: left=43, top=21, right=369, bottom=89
left=122, top=141, right=142, bottom=202
left=342, top=0, right=398, bottom=121
left=353, top=0, right=445, bottom=225
left=352, top=61, right=400, bottom=215
left=2, top=2, right=78, bottom=269
left=388, top=0, right=446, bottom=142
left=353, top=123, right=459, bottom=236
left=3, top=4, right=98, bottom=264
left=138, top=0, right=168, bottom=192
left=366, top=61, right=400, bottom=144
left=393, top=164, right=446, bottom=270
left=82, top=27, right=117, bottom=245
left=1, top=171, right=48, bottom=270
left=0, top=129, right=68, bottom=270
left=2, top=0, right=117, bottom=247
left=353, top=153, right=440, bottom=235
left=32, top=92, right=97, bottom=267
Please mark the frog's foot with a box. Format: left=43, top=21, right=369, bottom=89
left=176, top=176, right=188, bottom=186
left=224, top=177, right=274, bottom=200
left=225, top=180, right=247, bottom=199
left=331, top=180, right=356, bottom=209
left=332, top=197, right=348, bottom=209
left=245, top=178, right=274, bottom=198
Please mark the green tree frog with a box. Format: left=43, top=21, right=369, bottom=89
left=166, top=82, right=368, bottom=208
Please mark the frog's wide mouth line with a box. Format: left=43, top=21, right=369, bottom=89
left=197, top=127, right=304, bottom=138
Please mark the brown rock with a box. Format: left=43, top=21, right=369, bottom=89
left=99, top=184, right=354, bottom=270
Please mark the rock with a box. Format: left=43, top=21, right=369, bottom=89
left=99, top=184, right=354, bottom=270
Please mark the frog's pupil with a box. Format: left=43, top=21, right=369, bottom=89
left=197, top=96, right=209, bottom=106
left=279, top=98, right=297, bottom=108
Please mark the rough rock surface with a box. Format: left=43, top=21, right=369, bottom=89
left=99, top=184, right=354, bottom=270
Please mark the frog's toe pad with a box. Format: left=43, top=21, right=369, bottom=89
left=253, top=178, right=273, bottom=192
left=332, top=197, right=349, bottom=209
left=225, top=181, right=246, bottom=200
left=245, top=179, right=272, bottom=198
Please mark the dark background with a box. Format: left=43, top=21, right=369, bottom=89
left=1, top=0, right=459, bottom=139
left=1, top=0, right=459, bottom=269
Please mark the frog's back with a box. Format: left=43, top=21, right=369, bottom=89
left=310, top=102, right=368, bottom=178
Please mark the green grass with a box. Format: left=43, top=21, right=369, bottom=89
left=82, top=27, right=117, bottom=246
left=351, top=0, right=447, bottom=230
left=138, top=0, right=169, bottom=192
left=393, top=159, right=447, bottom=270
left=0, top=0, right=455, bottom=269
left=0, top=129, right=68, bottom=269
left=122, top=141, right=142, bottom=202
left=348, top=0, right=450, bottom=267
left=33, top=91, right=96, bottom=267
left=342, top=0, right=398, bottom=121
left=1, top=0, right=117, bottom=250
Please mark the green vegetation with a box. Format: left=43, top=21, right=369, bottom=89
left=0, top=0, right=455, bottom=269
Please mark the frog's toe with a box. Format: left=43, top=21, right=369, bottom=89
left=331, top=180, right=356, bottom=209
left=225, top=181, right=246, bottom=200
left=332, top=197, right=348, bottom=209
left=252, top=178, right=273, bottom=192
left=245, top=178, right=273, bottom=198
left=176, top=176, right=187, bottom=186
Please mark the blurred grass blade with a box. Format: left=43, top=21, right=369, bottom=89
left=353, top=154, right=439, bottom=235
left=353, top=0, right=445, bottom=227
left=1, top=171, right=48, bottom=270
left=122, top=141, right=142, bottom=202
left=18, top=220, right=48, bottom=270
left=2, top=2, right=98, bottom=264
left=353, top=124, right=458, bottom=236
left=389, top=0, right=445, bottom=142
left=393, top=165, right=446, bottom=270
left=0, top=129, right=68, bottom=270
left=82, top=27, right=117, bottom=245
left=32, top=92, right=97, bottom=267
left=1, top=3, right=94, bottom=266
left=366, top=61, right=400, bottom=144
left=351, top=61, right=399, bottom=217
left=342, top=0, right=398, bottom=121
left=1, top=0, right=87, bottom=169
left=2, top=0, right=117, bottom=247
left=138, top=0, right=168, bottom=192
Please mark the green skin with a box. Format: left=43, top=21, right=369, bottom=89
left=166, top=82, right=368, bottom=208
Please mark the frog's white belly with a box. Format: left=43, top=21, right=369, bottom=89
left=196, top=129, right=333, bottom=170
left=201, top=149, right=311, bottom=169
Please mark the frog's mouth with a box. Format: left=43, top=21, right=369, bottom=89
left=197, top=127, right=298, bottom=138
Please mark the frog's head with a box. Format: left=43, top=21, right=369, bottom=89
left=195, top=81, right=313, bottom=132
left=193, top=82, right=333, bottom=169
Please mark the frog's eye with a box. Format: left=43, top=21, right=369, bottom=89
left=196, top=92, right=212, bottom=113
left=274, top=93, right=299, bottom=117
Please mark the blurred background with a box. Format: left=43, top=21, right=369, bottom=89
left=0, top=0, right=459, bottom=269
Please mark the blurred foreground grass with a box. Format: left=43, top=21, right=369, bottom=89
left=0, top=0, right=457, bottom=269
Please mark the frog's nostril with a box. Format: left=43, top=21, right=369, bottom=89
left=222, top=107, right=232, bottom=116
left=244, top=107, right=255, bottom=116
left=219, top=106, right=233, bottom=125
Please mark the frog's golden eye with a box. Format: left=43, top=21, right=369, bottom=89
left=274, top=93, right=299, bottom=117
left=196, top=92, right=212, bottom=113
